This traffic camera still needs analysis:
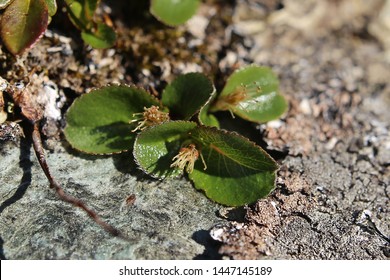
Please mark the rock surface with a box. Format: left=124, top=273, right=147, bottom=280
left=0, top=140, right=224, bottom=259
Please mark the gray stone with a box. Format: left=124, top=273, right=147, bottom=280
left=0, top=139, right=224, bottom=259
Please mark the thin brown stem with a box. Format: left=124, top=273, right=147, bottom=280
left=31, top=121, right=124, bottom=239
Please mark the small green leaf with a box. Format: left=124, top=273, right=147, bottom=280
left=64, top=0, right=88, bottom=29
left=199, top=110, right=219, bottom=127
left=83, top=0, right=99, bottom=19
left=0, top=0, right=13, bottom=9
left=64, top=0, right=115, bottom=48
left=161, top=73, right=215, bottom=121
left=133, top=121, right=198, bottom=178
left=189, top=126, right=278, bottom=206
left=150, top=0, right=200, bottom=26
left=64, top=85, right=159, bottom=154
left=64, top=0, right=99, bottom=29
left=81, top=22, right=116, bottom=49
left=211, top=65, right=287, bottom=123
left=0, top=0, right=49, bottom=55
left=44, top=0, right=57, bottom=16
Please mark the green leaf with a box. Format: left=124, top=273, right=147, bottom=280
left=199, top=110, right=219, bottom=127
left=133, top=121, right=198, bottom=178
left=64, top=85, right=159, bottom=154
left=198, top=85, right=220, bottom=127
left=64, top=0, right=88, bottom=29
left=0, top=0, right=13, bottom=9
left=44, top=0, right=57, bottom=16
left=150, top=0, right=200, bottom=26
left=161, top=73, right=215, bottom=121
left=134, top=121, right=278, bottom=206
left=64, top=0, right=100, bottom=30
left=188, top=126, right=278, bottom=206
left=64, top=0, right=115, bottom=48
left=81, top=22, right=116, bottom=49
left=211, top=65, right=287, bottom=123
left=0, top=0, right=49, bottom=55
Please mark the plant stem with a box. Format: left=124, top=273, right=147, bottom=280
left=31, top=121, right=124, bottom=239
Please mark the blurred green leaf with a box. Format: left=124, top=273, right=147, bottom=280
left=211, top=65, right=287, bottom=123
left=189, top=126, right=278, bottom=206
left=44, top=0, right=57, bottom=16
left=0, top=0, right=49, bottom=55
left=64, top=0, right=100, bottom=29
left=81, top=22, right=116, bottom=49
left=64, top=0, right=89, bottom=29
left=64, top=85, right=159, bottom=154
left=64, top=0, right=116, bottom=48
left=150, top=0, right=200, bottom=26
left=161, top=73, right=215, bottom=121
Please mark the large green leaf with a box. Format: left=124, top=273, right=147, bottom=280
left=134, top=121, right=278, bottom=206
left=211, top=65, right=287, bottom=123
left=188, top=126, right=278, bottom=206
left=150, top=0, right=200, bottom=26
left=81, top=22, right=116, bottom=49
left=133, top=121, right=198, bottom=178
left=161, top=73, right=215, bottom=121
left=0, top=0, right=49, bottom=55
left=64, top=85, right=159, bottom=154
left=0, top=0, right=13, bottom=9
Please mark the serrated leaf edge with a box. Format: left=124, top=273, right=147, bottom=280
left=191, top=124, right=279, bottom=172
left=191, top=170, right=277, bottom=207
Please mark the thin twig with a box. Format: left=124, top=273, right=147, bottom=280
left=31, top=121, right=124, bottom=239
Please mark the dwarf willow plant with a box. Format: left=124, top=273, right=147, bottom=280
left=0, top=0, right=199, bottom=55
left=64, top=65, right=287, bottom=206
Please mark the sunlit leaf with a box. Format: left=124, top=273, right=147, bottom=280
left=134, top=121, right=278, bottom=206
left=211, top=65, right=287, bottom=123
left=150, top=0, right=200, bottom=26
left=64, top=85, right=159, bottom=154
left=188, top=126, right=278, bottom=206
left=161, top=73, right=215, bottom=121
left=133, top=121, right=198, bottom=178
left=81, top=22, right=116, bottom=49
left=0, top=0, right=49, bottom=55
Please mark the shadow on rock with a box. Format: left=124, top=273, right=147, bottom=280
left=112, top=152, right=148, bottom=178
left=192, top=229, right=223, bottom=260
left=0, top=133, right=32, bottom=214
left=0, top=236, right=6, bottom=260
left=0, top=130, right=34, bottom=260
